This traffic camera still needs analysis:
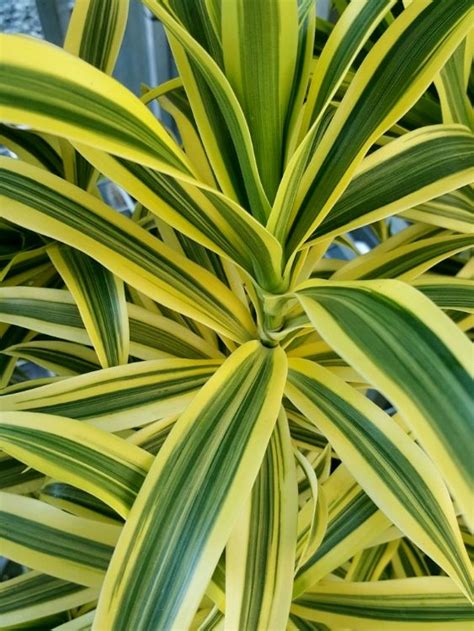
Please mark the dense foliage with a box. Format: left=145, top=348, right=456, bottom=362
left=0, top=0, right=473, bottom=629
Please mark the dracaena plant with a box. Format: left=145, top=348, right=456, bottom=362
left=0, top=0, right=473, bottom=629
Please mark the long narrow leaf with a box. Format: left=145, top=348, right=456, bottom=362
left=94, top=341, right=287, bottom=631
left=0, top=33, right=189, bottom=176
left=221, top=0, right=298, bottom=201
left=0, top=493, right=119, bottom=586
left=0, top=287, right=221, bottom=361
left=310, top=125, right=474, bottom=242
left=1, top=357, right=220, bottom=431
left=0, top=412, right=153, bottom=517
left=292, top=578, right=473, bottom=630
left=144, top=0, right=271, bottom=222
left=226, top=410, right=298, bottom=630
left=286, top=359, right=470, bottom=596
left=299, top=0, right=394, bottom=139
left=0, top=159, right=256, bottom=342
left=296, top=279, right=473, bottom=532
left=49, top=244, right=129, bottom=367
left=294, top=465, right=391, bottom=595
left=272, top=0, right=473, bottom=253
left=0, top=571, right=97, bottom=629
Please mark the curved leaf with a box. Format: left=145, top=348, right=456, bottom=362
left=0, top=411, right=153, bottom=517
left=94, top=341, right=287, bottom=631
left=296, top=280, right=473, bottom=533
left=0, top=159, right=256, bottom=342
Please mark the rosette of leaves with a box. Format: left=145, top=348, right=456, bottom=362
left=0, top=0, right=473, bottom=629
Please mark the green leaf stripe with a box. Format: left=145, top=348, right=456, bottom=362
left=92, top=155, right=284, bottom=289
left=2, top=513, right=112, bottom=570
left=394, top=540, right=430, bottom=578
left=130, top=285, right=218, bottom=350
left=0, top=423, right=146, bottom=507
left=226, top=411, right=297, bottom=630
left=41, top=481, right=121, bottom=523
left=69, top=0, right=126, bottom=73
left=312, top=126, right=474, bottom=241
left=0, top=377, right=61, bottom=396
left=294, top=467, right=390, bottom=595
left=413, top=277, right=474, bottom=311
left=306, top=490, right=377, bottom=574
left=0, top=412, right=152, bottom=516
left=94, top=341, right=287, bottom=631
left=49, top=245, right=129, bottom=368
left=1, top=358, right=219, bottom=431
left=0, top=453, right=44, bottom=490
left=436, top=39, right=473, bottom=130
left=333, top=234, right=474, bottom=280
left=297, top=280, right=473, bottom=530
left=301, top=0, right=393, bottom=134
left=0, top=493, right=119, bottom=586
left=348, top=541, right=398, bottom=582
left=288, top=413, right=328, bottom=451
left=284, top=0, right=315, bottom=158
left=64, top=0, right=128, bottom=189
left=0, top=124, right=63, bottom=176
left=3, top=341, right=101, bottom=376
left=0, top=288, right=85, bottom=339
left=289, top=349, right=345, bottom=367
left=289, top=614, right=330, bottom=631
left=0, top=161, right=255, bottom=342
left=268, top=0, right=392, bottom=245
left=129, top=416, right=177, bottom=456
left=221, top=0, right=298, bottom=202
left=0, top=287, right=220, bottom=361
left=284, top=0, right=473, bottom=253
left=197, top=606, right=225, bottom=631
left=0, top=35, right=188, bottom=175
left=402, top=187, right=474, bottom=232
left=145, top=0, right=271, bottom=223
left=0, top=571, right=98, bottom=629
left=292, top=578, right=473, bottom=625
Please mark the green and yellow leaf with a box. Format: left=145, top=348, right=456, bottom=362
left=271, top=0, right=473, bottom=254
left=0, top=159, right=256, bottom=342
left=226, top=410, right=298, bottom=631
left=94, top=341, right=287, bottom=631
left=286, top=359, right=471, bottom=596
left=2, top=340, right=101, bottom=376
left=310, top=125, right=474, bottom=242
left=292, top=578, right=473, bottom=629
left=293, top=465, right=391, bottom=596
left=0, top=411, right=153, bottom=517
left=296, top=280, right=473, bottom=533
left=0, top=571, right=98, bottom=629
left=0, top=33, right=190, bottom=176
left=49, top=244, right=129, bottom=368
left=0, top=492, right=119, bottom=587
left=1, top=357, right=220, bottom=432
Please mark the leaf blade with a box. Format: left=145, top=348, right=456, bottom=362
left=296, top=279, right=473, bottom=533
left=0, top=411, right=153, bottom=517
left=93, top=341, right=287, bottom=631
left=0, top=158, right=256, bottom=342
left=286, top=359, right=471, bottom=596
left=48, top=244, right=129, bottom=367
left=226, top=409, right=298, bottom=631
